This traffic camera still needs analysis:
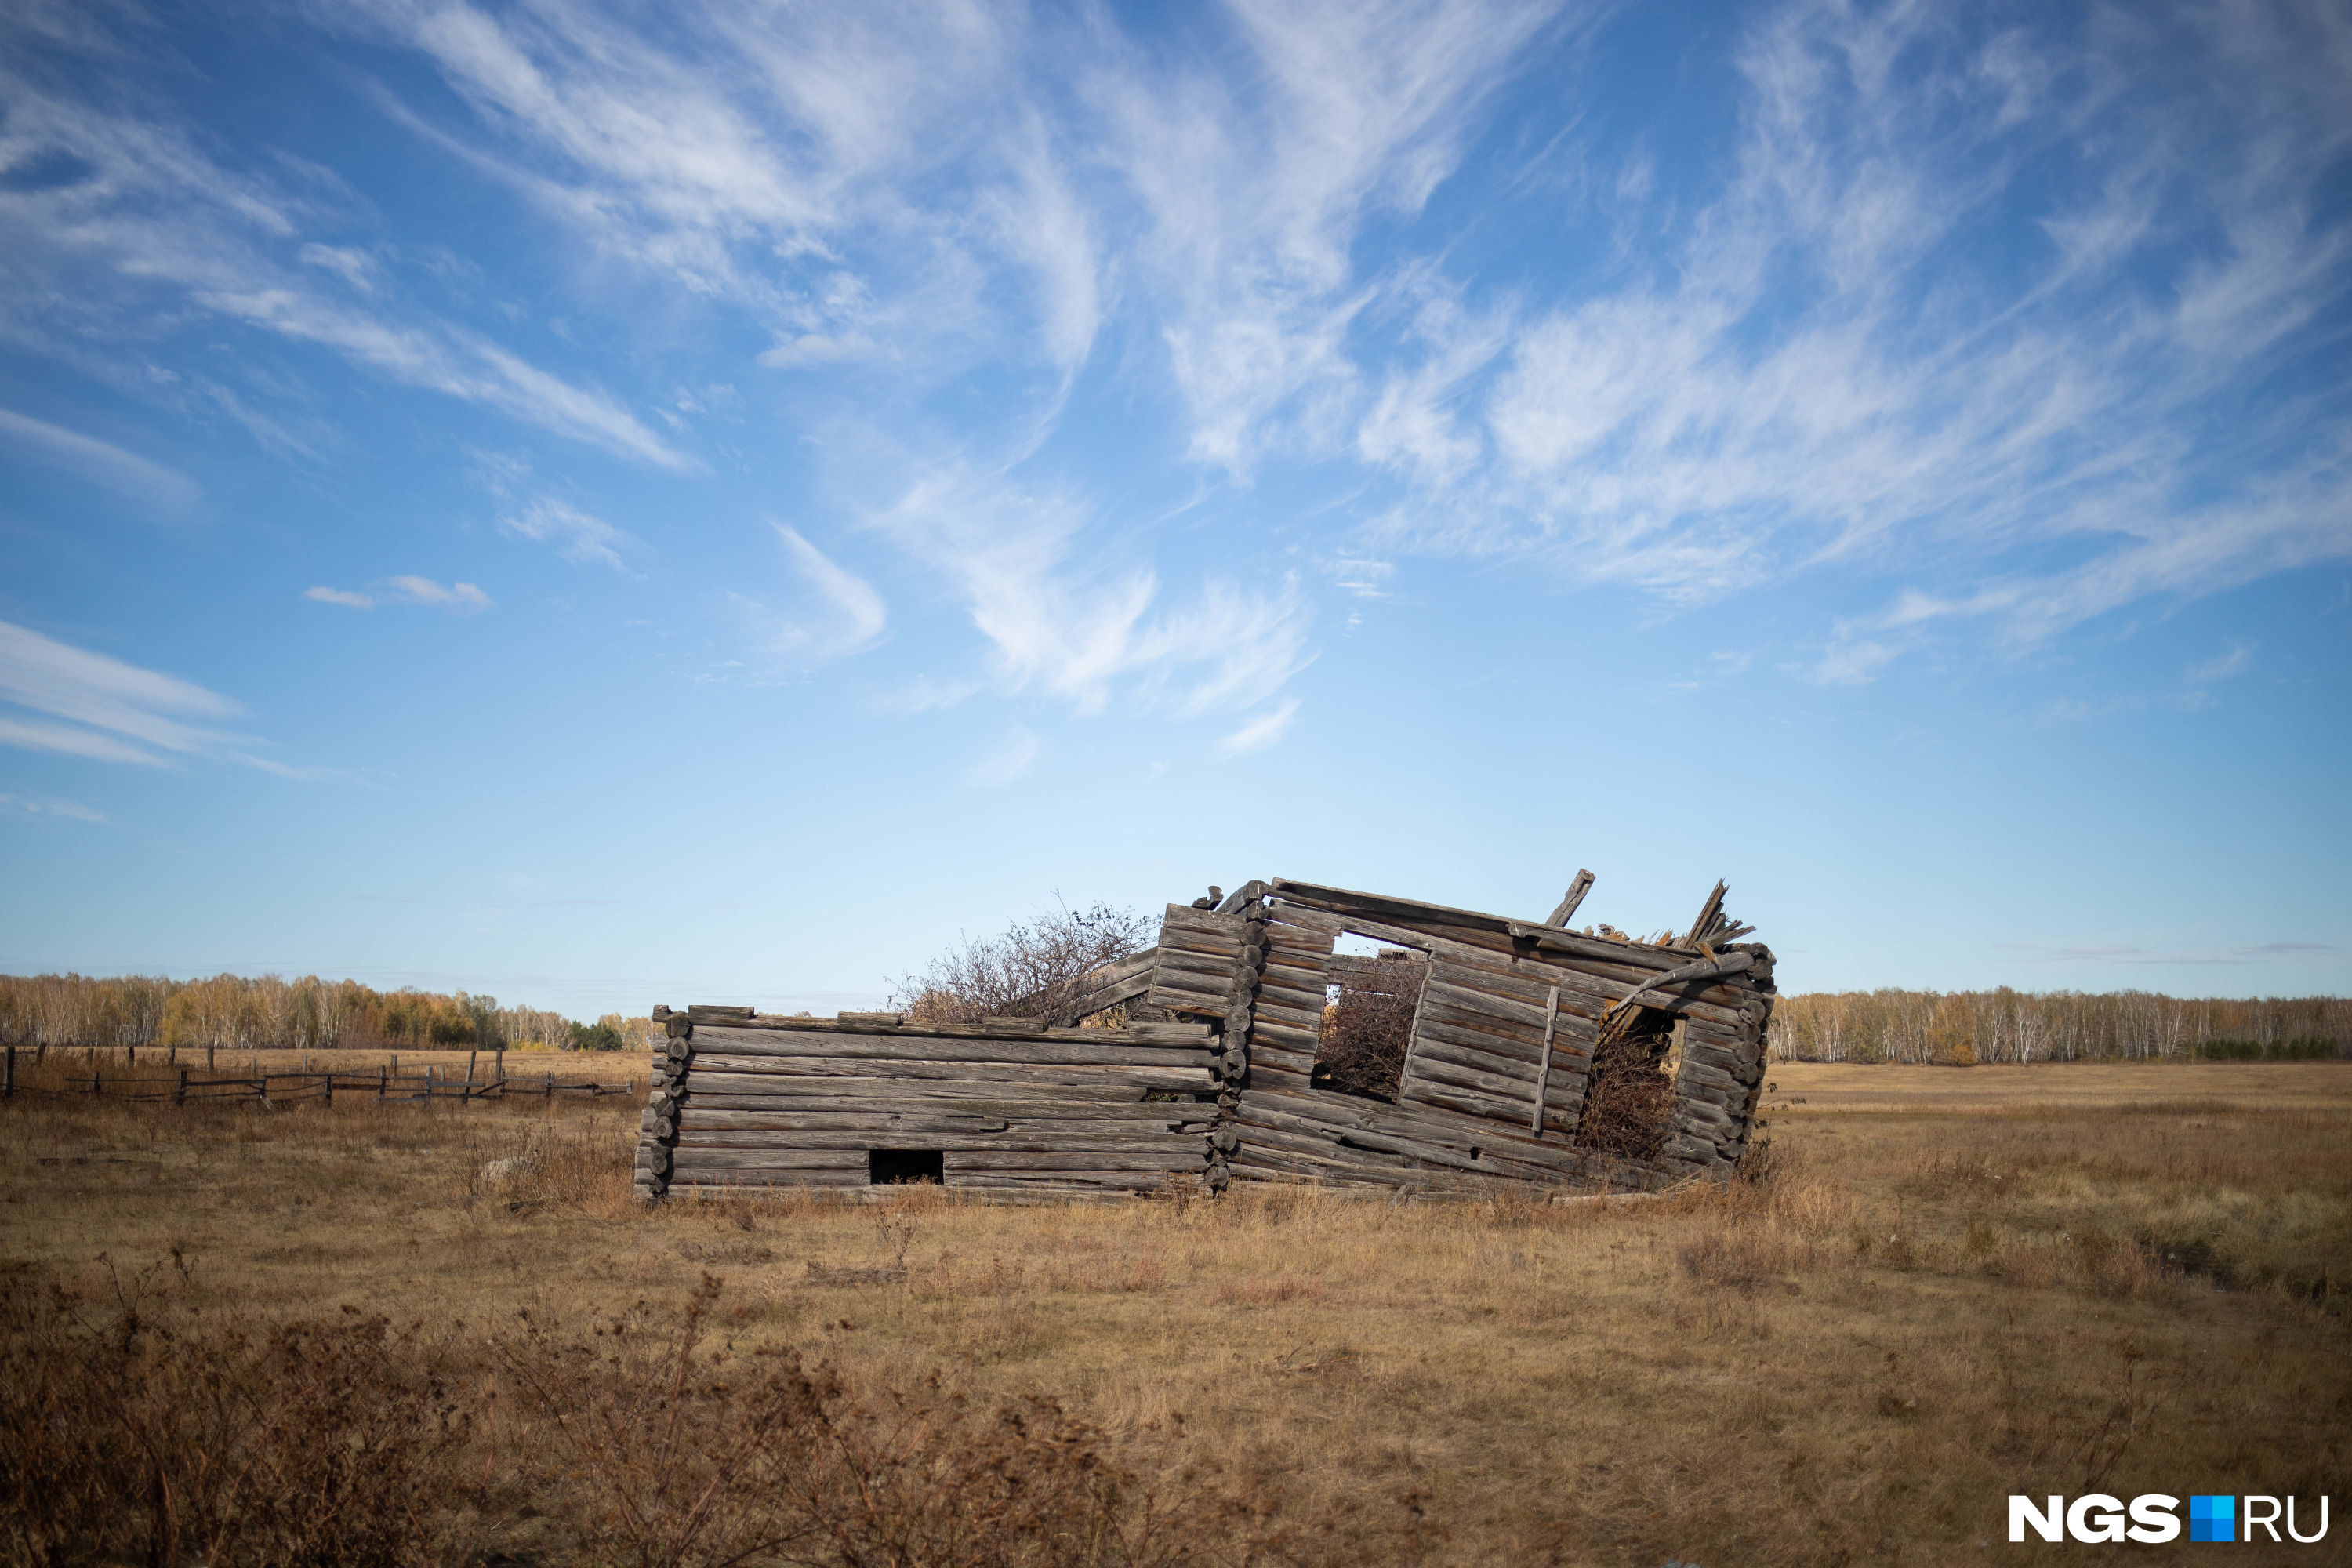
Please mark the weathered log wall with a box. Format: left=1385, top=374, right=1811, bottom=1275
left=633, top=1006, right=1221, bottom=1200
left=634, top=873, right=1775, bottom=1202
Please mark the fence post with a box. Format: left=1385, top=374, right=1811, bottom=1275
left=89, top=1066, right=100, bottom=1095
left=323, top=1069, right=332, bottom=1107
left=128, top=1044, right=136, bottom=1067
left=176, top=1068, right=187, bottom=1106
left=465, top=1050, right=477, bottom=1103
left=207, top=1044, right=215, bottom=1070
left=379, top=1063, right=387, bottom=1101
left=544, top=1069, right=553, bottom=1101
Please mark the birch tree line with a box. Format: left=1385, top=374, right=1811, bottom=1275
left=1767, top=987, right=2350, bottom=1064
left=0, top=972, right=656, bottom=1054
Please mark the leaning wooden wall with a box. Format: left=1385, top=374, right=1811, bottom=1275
left=1213, top=880, right=1776, bottom=1194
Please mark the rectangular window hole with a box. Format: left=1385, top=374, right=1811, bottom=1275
left=1312, top=937, right=1427, bottom=1101
left=869, top=1149, right=944, bottom=1185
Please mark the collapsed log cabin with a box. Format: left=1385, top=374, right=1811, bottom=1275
left=635, top=874, right=1776, bottom=1201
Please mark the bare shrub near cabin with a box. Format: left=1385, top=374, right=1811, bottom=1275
left=891, top=900, right=1155, bottom=1026
left=1312, top=951, right=1425, bottom=1100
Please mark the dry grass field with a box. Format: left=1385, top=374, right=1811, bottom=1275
left=3, top=1056, right=2347, bottom=1566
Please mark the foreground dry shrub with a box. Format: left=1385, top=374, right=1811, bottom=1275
left=0, top=1265, right=1281, bottom=1568
left=0, top=1266, right=480, bottom=1568
left=496, top=1273, right=1256, bottom=1568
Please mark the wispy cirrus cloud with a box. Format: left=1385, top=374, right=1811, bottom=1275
left=0, top=38, right=685, bottom=470
left=0, top=790, right=105, bottom=822
left=761, top=523, right=887, bottom=659
left=499, top=498, right=637, bottom=572
left=0, top=619, right=270, bottom=769
left=871, top=466, right=1314, bottom=719
left=1216, top=697, right=1302, bottom=757
left=0, top=406, right=201, bottom=514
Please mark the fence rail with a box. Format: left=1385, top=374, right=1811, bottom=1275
left=0, top=1044, right=634, bottom=1106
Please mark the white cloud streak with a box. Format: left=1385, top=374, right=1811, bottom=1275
left=0, top=790, right=105, bottom=822
left=499, top=498, right=635, bottom=571
left=872, top=467, right=1314, bottom=718
left=386, top=576, right=492, bottom=612
left=0, top=42, right=685, bottom=469
left=764, top=523, right=887, bottom=659
left=964, top=724, right=1040, bottom=787
left=0, top=405, right=200, bottom=513
left=304, top=586, right=375, bottom=608
left=1217, top=698, right=1301, bottom=757
left=0, top=619, right=247, bottom=768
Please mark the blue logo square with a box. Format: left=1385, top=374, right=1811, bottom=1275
left=2189, top=1495, right=2234, bottom=1544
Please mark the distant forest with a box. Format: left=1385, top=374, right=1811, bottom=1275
left=1767, top=988, right=2350, bottom=1064
left=0, top=972, right=657, bottom=1054
left=4, top=970, right=2344, bottom=1067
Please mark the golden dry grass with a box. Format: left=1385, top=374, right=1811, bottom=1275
left=2, top=1058, right=2347, bottom=1566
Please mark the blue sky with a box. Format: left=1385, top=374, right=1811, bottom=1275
left=2, top=0, right=2347, bottom=1018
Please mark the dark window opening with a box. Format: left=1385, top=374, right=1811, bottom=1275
left=869, top=1149, right=944, bottom=1185
left=1575, top=1007, right=1682, bottom=1160
left=1312, top=945, right=1427, bottom=1102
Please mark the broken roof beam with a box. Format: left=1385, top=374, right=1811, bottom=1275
left=1545, top=869, right=1596, bottom=929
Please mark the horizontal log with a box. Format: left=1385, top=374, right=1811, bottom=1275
left=678, top=1014, right=1214, bottom=1046
left=669, top=1149, right=871, bottom=1172
left=675, top=1099, right=1212, bottom=1125
left=664, top=1172, right=875, bottom=1191
left=946, top=1149, right=1204, bottom=1172
left=1234, top=1091, right=1597, bottom=1176
left=1414, top=1003, right=1544, bottom=1060
left=1406, top=1044, right=1538, bottom=1094
left=1406, top=1080, right=1562, bottom=1130
left=683, top=1061, right=1208, bottom=1097
left=676, top=1131, right=1206, bottom=1155
left=1424, top=971, right=1555, bottom=1029
left=1247, top=1015, right=1320, bottom=1049
left=681, top=1073, right=1193, bottom=1102
left=691, top=1029, right=1210, bottom=1068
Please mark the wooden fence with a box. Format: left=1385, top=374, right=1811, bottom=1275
left=1, top=1044, right=635, bottom=1107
